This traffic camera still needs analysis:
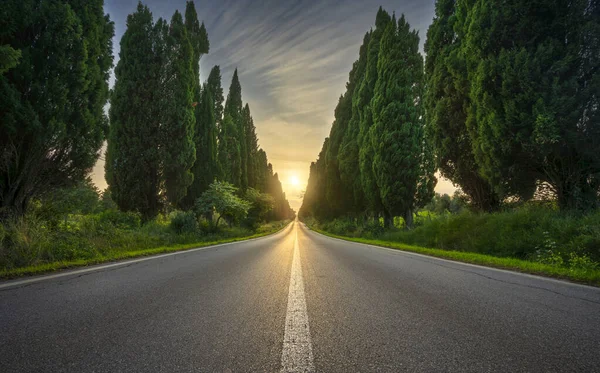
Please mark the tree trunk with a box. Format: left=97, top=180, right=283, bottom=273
left=383, top=210, right=393, bottom=229
left=404, top=209, right=414, bottom=230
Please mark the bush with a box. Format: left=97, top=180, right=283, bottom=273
left=96, top=209, right=141, bottom=230
left=169, top=211, right=198, bottom=234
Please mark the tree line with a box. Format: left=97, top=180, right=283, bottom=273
left=300, top=1, right=599, bottom=227
left=0, top=0, right=294, bottom=224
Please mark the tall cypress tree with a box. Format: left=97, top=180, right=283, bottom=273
left=424, top=0, right=499, bottom=212
left=371, top=15, right=431, bottom=228
left=107, top=3, right=162, bottom=220
left=338, top=31, right=371, bottom=215
left=465, top=0, right=599, bottom=210
left=180, top=85, right=218, bottom=209
left=218, top=114, right=242, bottom=186
left=1, top=0, right=113, bottom=219
left=207, top=65, right=224, bottom=126
left=243, top=104, right=260, bottom=189
left=161, top=10, right=196, bottom=206
left=224, top=69, right=247, bottom=189
left=358, top=7, right=391, bottom=218
left=184, top=1, right=209, bottom=106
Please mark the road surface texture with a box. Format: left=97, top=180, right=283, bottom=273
left=1, top=221, right=599, bottom=372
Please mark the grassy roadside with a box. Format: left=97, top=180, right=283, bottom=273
left=0, top=221, right=291, bottom=279
left=309, top=227, right=600, bottom=287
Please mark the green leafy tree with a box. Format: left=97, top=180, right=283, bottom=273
left=161, top=10, right=196, bottom=206
left=224, top=69, right=247, bottom=189
left=424, top=0, right=499, bottom=211
left=107, top=4, right=163, bottom=221
left=244, top=188, right=274, bottom=228
left=195, top=181, right=251, bottom=228
left=0, top=0, right=113, bottom=219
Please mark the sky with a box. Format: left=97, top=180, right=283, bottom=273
left=94, top=0, right=455, bottom=211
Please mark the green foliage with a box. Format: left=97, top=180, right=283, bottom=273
left=169, top=210, right=198, bottom=234
left=195, top=181, right=251, bottom=228
left=0, top=0, right=114, bottom=219
left=0, top=45, right=21, bottom=74
left=244, top=188, right=274, bottom=228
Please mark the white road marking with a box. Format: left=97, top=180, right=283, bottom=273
left=0, top=223, right=293, bottom=290
left=281, top=223, right=315, bottom=373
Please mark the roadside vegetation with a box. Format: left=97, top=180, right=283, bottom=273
left=305, top=194, right=600, bottom=285
left=0, top=180, right=290, bottom=278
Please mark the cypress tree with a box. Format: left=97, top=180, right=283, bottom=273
left=180, top=85, right=218, bottom=210
left=1, top=0, right=113, bottom=219
left=106, top=3, right=162, bottom=220
left=424, top=0, right=500, bottom=212
left=338, top=31, right=371, bottom=215
left=207, top=65, right=224, bottom=126
left=224, top=69, right=247, bottom=189
left=184, top=1, right=209, bottom=106
left=358, top=7, right=392, bottom=218
left=371, top=15, right=431, bottom=228
left=243, top=104, right=260, bottom=189
left=218, top=114, right=242, bottom=186
left=161, top=11, right=196, bottom=206
left=465, top=0, right=600, bottom=210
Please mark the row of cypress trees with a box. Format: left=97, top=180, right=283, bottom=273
left=300, top=8, right=436, bottom=228
left=300, top=1, right=599, bottom=226
left=106, top=1, right=293, bottom=222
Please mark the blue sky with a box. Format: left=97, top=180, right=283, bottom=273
left=95, top=0, right=452, bottom=210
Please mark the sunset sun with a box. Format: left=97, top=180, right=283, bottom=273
left=290, top=175, right=300, bottom=187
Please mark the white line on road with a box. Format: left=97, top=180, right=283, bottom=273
left=281, top=223, right=315, bottom=373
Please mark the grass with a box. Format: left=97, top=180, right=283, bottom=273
left=305, top=207, right=600, bottom=286
left=0, top=217, right=290, bottom=279
left=311, top=228, right=600, bottom=286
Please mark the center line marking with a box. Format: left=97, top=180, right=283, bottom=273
left=281, top=222, right=315, bottom=373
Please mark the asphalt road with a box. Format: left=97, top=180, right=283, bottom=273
left=1, top=221, right=599, bottom=372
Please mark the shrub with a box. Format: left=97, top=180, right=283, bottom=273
left=96, top=209, right=141, bottom=229
left=169, top=211, right=198, bottom=234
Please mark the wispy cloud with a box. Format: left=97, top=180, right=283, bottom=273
left=101, top=0, right=439, bottom=210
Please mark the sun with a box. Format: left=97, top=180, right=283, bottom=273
left=290, top=175, right=300, bottom=187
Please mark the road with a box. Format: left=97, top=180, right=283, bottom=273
left=1, top=221, right=599, bottom=372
